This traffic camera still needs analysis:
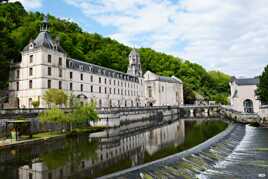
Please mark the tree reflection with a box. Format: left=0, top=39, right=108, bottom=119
left=40, top=136, right=98, bottom=170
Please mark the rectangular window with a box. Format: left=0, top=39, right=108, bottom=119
left=70, top=71, right=73, bottom=79
left=29, top=68, right=33, bottom=76
left=114, top=80, right=116, bottom=85
left=59, top=81, right=62, bottom=89
left=105, top=78, right=107, bottom=84
left=148, top=86, right=152, bottom=97
left=16, top=82, right=19, bottom=91
left=30, top=55, right=33, bottom=63
left=99, top=77, right=101, bottom=84
left=80, top=84, right=83, bottom=92
left=90, top=75, right=93, bottom=82
left=105, top=87, right=107, bottom=94
left=29, top=80, right=32, bottom=89
left=59, top=57, right=62, bottom=66
left=16, top=70, right=20, bottom=78
left=59, top=69, right=62, bottom=77
left=48, top=80, right=51, bottom=88
left=91, top=85, right=93, bottom=92
left=70, top=83, right=73, bottom=91
left=81, top=73, right=83, bottom=81
left=48, top=54, right=52, bottom=63
left=162, top=86, right=164, bottom=92
left=114, top=88, right=116, bottom=94
left=48, top=67, right=51, bottom=76
left=99, top=86, right=101, bottom=93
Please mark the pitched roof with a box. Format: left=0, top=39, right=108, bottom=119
left=23, top=31, right=65, bottom=53
left=129, top=48, right=139, bottom=56
left=232, top=77, right=259, bottom=86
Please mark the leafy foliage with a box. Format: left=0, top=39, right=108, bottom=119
left=39, top=107, right=66, bottom=124
left=69, top=101, right=99, bottom=124
left=0, top=2, right=230, bottom=103
left=257, top=65, right=268, bottom=104
left=31, top=100, right=40, bottom=108
left=43, top=89, right=68, bottom=107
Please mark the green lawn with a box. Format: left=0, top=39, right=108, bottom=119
left=32, top=126, right=106, bottom=140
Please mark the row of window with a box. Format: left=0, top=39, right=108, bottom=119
left=67, top=59, right=139, bottom=83
left=17, top=67, right=139, bottom=90
left=29, top=54, right=63, bottom=65
left=16, top=80, right=139, bottom=96
left=69, top=71, right=139, bottom=88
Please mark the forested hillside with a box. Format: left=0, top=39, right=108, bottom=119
left=0, top=2, right=230, bottom=104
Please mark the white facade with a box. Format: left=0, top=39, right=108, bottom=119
left=229, top=77, right=260, bottom=113
left=5, top=16, right=183, bottom=109
left=143, top=71, right=183, bottom=106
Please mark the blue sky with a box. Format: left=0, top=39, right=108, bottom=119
left=11, top=0, right=268, bottom=77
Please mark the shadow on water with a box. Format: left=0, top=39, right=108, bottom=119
left=0, top=119, right=227, bottom=179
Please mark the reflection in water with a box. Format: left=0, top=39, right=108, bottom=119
left=0, top=119, right=227, bottom=179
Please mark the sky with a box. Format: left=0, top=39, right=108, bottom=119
left=10, top=0, right=268, bottom=77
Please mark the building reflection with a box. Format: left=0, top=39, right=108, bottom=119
left=18, top=120, right=185, bottom=179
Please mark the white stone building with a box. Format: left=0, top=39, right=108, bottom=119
left=6, top=16, right=144, bottom=109
left=143, top=71, right=183, bottom=106
left=229, top=77, right=260, bottom=113
left=5, top=16, right=183, bottom=109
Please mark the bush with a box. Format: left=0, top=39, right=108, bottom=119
left=32, top=100, right=40, bottom=108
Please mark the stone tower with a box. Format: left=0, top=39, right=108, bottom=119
left=127, top=48, right=142, bottom=77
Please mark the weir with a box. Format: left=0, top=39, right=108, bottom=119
left=101, top=123, right=268, bottom=179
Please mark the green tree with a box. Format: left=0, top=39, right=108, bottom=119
left=39, top=107, right=66, bottom=124
left=43, top=89, right=68, bottom=107
left=257, top=65, right=268, bottom=104
left=31, top=100, right=40, bottom=108
left=67, top=101, right=99, bottom=131
left=183, top=83, right=196, bottom=104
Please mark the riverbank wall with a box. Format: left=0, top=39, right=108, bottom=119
left=91, top=106, right=180, bottom=127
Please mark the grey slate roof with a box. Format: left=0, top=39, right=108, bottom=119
left=159, top=75, right=182, bottom=83
left=23, top=31, right=65, bottom=53
left=232, top=77, right=259, bottom=86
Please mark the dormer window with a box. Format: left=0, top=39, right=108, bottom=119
left=29, top=43, right=34, bottom=50
left=79, top=65, right=84, bottom=71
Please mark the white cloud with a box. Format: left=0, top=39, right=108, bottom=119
left=65, top=0, right=268, bottom=77
left=10, top=0, right=42, bottom=9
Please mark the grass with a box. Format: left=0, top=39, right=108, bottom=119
left=32, top=126, right=107, bottom=140
left=32, top=131, right=63, bottom=139
left=255, top=148, right=268, bottom=151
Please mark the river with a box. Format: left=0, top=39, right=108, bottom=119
left=0, top=119, right=227, bottom=179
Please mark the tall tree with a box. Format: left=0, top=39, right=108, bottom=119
left=43, top=89, right=68, bottom=107
left=257, top=65, right=268, bottom=104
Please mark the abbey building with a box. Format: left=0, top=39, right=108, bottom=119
left=5, top=16, right=183, bottom=109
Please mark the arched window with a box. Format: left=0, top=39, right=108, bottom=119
left=243, top=99, right=254, bottom=113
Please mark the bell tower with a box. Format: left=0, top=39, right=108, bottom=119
left=127, top=48, right=142, bottom=77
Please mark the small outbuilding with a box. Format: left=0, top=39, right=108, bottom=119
left=6, top=119, right=32, bottom=141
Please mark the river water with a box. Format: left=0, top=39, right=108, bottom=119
left=0, top=119, right=227, bottom=179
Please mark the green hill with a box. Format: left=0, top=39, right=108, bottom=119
left=0, top=2, right=230, bottom=104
